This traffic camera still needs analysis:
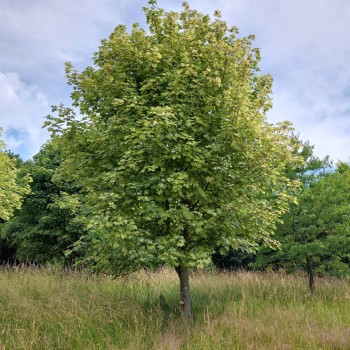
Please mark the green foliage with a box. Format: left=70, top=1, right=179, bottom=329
left=212, top=249, right=256, bottom=270
left=285, top=164, right=350, bottom=275
left=46, top=1, right=300, bottom=274
left=255, top=139, right=350, bottom=281
left=0, top=129, right=31, bottom=221
left=0, top=141, right=84, bottom=264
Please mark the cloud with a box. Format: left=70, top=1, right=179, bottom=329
left=0, top=0, right=144, bottom=159
left=271, top=87, right=350, bottom=162
left=0, top=71, right=49, bottom=159
left=203, top=0, right=350, bottom=161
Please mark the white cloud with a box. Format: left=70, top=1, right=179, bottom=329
left=204, top=0, right=350, bottom=161
left=270, top=87, right=350, bottom=162
left=0, top=71, right=50, bottom=159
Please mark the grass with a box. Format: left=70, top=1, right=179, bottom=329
left=0, top=267, right=349, bottom=349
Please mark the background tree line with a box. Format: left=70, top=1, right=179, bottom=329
left=2, top=133, right=349, bottom=294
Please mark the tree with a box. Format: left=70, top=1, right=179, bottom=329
left=46, top=1, right=300, bottom=317
left=255, top=140, right=350, bottom=292
left=284, top=165, right=350, bottom=292
left=0, top=141, right=84, bottom=265
left=0, top=129, right=31, bottom=222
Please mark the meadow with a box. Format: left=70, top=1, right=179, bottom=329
left=0, top=267, right=349, bottom=349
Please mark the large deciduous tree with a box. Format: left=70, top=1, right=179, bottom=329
left=0, top=129, right=31, bottom=222
left=46, top=1, right=300, bottom=317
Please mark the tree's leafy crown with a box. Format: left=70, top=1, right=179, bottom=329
left=46, top=2, right=301, bottom=273
left=255, top=145, right=350, bottom=278
left=0, top=141, right=83, bottom=263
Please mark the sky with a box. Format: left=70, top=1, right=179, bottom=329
left=1, top=0, right=350, bottom=161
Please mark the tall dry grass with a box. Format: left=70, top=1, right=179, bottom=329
left=0, top=266, right=349, bottom=349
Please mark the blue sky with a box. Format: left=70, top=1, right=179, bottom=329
left=1, top=0, right=350, bottom=161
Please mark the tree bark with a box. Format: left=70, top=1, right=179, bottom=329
left=306, top=257, right=315, bottom=293
left=175, top=265, right=192, bottom=318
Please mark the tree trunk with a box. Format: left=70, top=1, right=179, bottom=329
left=175, top=265, right=192, bottom=318
left=306, top=257, right=315, bottom=293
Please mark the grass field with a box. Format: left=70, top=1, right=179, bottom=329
left=0, top=267, right=349, bottom=349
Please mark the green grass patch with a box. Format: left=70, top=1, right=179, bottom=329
left=0, top=267, right=349, bottom=349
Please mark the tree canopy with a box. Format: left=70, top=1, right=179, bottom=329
left=46, top=1, right=301, bottom=316
left=255, top=139, right=350, bottom=291
left=0, top=141, right=84, bottom=264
